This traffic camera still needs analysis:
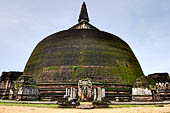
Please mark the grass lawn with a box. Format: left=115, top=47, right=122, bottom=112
left=0, top=102, right=59, bottom=109
left=0, top=102, right=156, bottom=109
left=109, top=104, right=155, bottom=108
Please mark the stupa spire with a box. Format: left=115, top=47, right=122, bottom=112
left=78, top=2, right=89, bottom=23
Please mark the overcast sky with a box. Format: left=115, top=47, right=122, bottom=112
left=0, top=0, right=170, bottom=76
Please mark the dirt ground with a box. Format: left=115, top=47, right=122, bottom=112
left=1, top=105, right=170, bottom=113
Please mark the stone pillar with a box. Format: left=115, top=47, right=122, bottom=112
left=70, top=87, right=73, bottom=98
left=102, top=88, right=105, bottom=98
left=64, top=88, right=68, bottom=98
left=93, top=88, right=97, bottom=101
left=72, top=88, right=77, bottom=99
left=70, top=87, right=73, bottom=100
left=68, top=87, right=74, bottom=101
left=87, top=86, right=92, bottom=99
left=68, top=88, right=70, bottom=97
left=78, top=80, right=82, bottom=100
left=97, top=87, right=102, bottom=101
left=66, top=88, right=68, bottom=96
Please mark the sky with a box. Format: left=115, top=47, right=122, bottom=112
left=0, top=0, right=170, bottom=76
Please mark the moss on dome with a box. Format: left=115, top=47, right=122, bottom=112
left=24, top=29, right=144, bottom=84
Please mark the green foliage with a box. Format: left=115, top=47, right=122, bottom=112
left=92, top=81, right=102, bottom=84
left=109, top=104, right=155, bottom=108
left=15, top=75, right=37, bottom=88
left=147, top=76, right=156, bottom=86
left=134, top=76, right=156, bottom=89
left=47, top=66, right=60, bottom=71
left=72, top=65, right=77, bottom=71
left=72, top=70, right=78, bottom=79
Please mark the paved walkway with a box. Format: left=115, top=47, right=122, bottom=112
left=1, top=99, right=170, bottom=105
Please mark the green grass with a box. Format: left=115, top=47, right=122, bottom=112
left=0, top=102, right=59, bottom=109
left=109, top=104, right=155, bottom=108
left=0, top=102, right=156, bottom=109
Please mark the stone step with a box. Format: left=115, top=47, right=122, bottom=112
left=39, top=91, right=65, bottom=94
left=40, top=92, right=64, bottom=95
left=39, top=88, right=65, bottom=91
left=76, top=104, right=94, bottom=109
left=106, top=94, right=131, bottom=97
left=40, top=94, right=63, bottom=96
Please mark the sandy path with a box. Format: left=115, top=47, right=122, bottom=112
left=1, top=105, right=170, bottom=113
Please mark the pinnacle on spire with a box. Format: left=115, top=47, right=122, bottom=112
left=78, top=2, right=89, bottom=23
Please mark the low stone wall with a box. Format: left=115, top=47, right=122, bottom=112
left=102, top=84, right=132, bottom=102
left=16, top=87, right=39, bottom=101
left=38, top=83, right=77, bottom=101
left=132, top=88, right=153, bottom=101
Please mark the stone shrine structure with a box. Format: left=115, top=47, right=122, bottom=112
left=78, top=78, right=92, bottom=101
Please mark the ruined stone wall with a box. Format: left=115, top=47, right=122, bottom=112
left=156, top=82, right=170, bottom=100
left=0, top=72, right=23, bottom=99
left=14, top=75, right=39, bottom=101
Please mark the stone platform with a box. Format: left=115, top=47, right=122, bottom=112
left=76, top=104, right=94, bottom=109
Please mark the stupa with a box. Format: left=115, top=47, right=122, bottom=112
left=24, top=2, right=144, bottom=85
